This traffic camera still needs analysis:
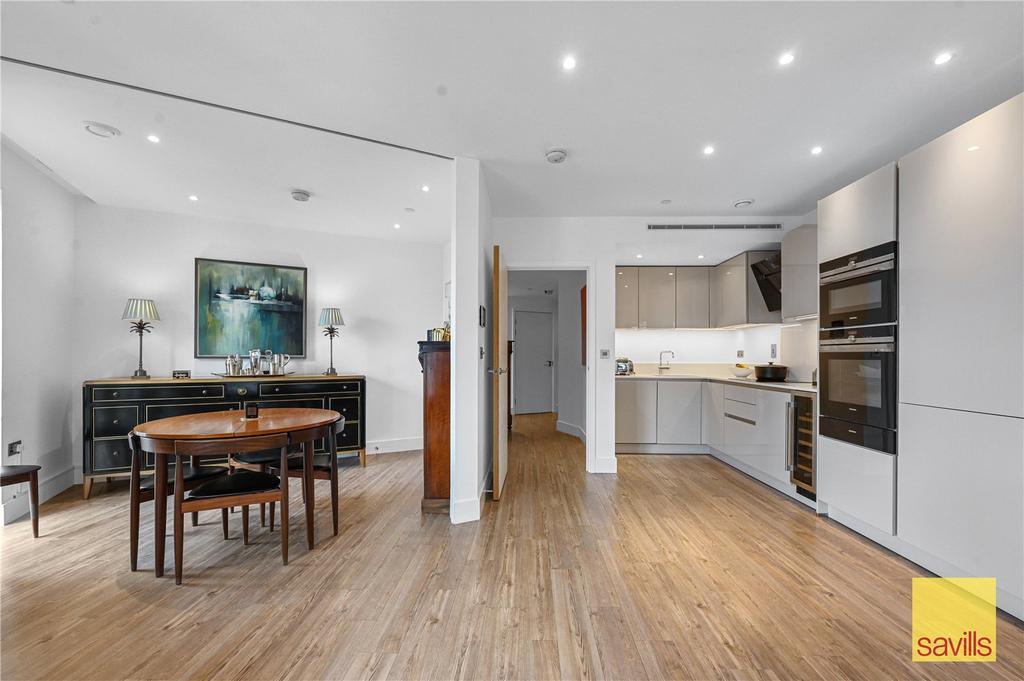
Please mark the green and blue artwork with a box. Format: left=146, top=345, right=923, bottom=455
left=194, top=258, right=307, bottom=357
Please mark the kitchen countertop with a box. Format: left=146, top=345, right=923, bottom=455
left=615, top=373, right=816, bottom=395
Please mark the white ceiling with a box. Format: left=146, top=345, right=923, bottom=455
left=0, top=61, right=453, bottom=243
left=2, top=2, right=1022, bottom=220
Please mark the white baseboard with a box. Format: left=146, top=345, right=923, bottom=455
left=617, top=443, right=709, bottom=455
left=365, top=437, right=423, bottom=454
left=589, top=456, right=617, bottom=474
left=555, top=420, right=586, bottom=442
left=450, top=491, right=483, bottom=524
left=2, top=466, right=75, bottom=525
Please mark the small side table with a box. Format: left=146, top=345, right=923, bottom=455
left=0, top=465, right=41, bottom=537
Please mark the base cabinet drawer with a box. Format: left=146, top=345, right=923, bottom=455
left=818, top=435, right=895, bottom=535
left=92, top=406, right=139, bottom=439
left=328, top=396, right=361, bottom=422
left=259, top=381, right=360, bottom=397
left=337, top=422, right=361, bottom=448
left=92, top=439, right=132, bottom=472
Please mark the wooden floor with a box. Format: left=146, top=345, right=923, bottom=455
left=2, top=414, right=1021, bottom=680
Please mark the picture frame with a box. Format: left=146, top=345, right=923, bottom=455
left=194, top=257, right=307, bottom=358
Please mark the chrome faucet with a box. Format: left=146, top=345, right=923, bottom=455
left=659, top=350, right=675, bottom=370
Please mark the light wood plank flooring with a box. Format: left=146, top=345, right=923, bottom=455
left=2, top=413, right=1021, bottom=680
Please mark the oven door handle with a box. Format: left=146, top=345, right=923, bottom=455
left=819, top=260, right=894, bottom=285
left=820, top=343, right=895, bottom=353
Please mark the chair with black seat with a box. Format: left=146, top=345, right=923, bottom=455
left=228, top=445, right=303, bottom=526
left=171, top=433, right=292, bottom=584
left=267, top=418, right=345, bottom=536
left=128, top=433, right=228, bottom=571
left=0, top=465, right=41, bottom=537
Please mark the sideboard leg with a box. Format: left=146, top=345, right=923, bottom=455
left=359, top=449, right=366, bottom=467
left=83, top=476, right=94, bottom=500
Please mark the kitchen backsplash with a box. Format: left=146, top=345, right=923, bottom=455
left=615, top=325, right=782, bottom=364
left=779, top=319, right=818, bottom=382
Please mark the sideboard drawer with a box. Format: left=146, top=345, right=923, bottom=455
left=93, top=384, right=225, bottom=402
left=328, top=396, right=360, bottom=422
left=93, top=406, right=139, bottom=439
left=259, top=381, right=360, bottom=397
left=93, top=439, right=132, bottom=472
left=337, top=422, right=361, bottom=448
left=144, top=401, right=241, bottom=423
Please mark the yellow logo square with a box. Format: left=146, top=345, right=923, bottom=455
left=912, top=577, right=996, bottom=662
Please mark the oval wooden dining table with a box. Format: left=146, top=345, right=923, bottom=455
left=132, top=407, right=343, bottom=577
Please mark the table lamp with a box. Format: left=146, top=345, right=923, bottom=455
left=318, top=307, right=345, bottom=376
left=123, top=298, right=160, bottom=379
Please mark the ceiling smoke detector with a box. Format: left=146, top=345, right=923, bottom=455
left=733, top=198, right=755, bottom=208
left=290, top=189, right=312, bottom=202
left=83, top=121, right=121, bottom=138
left=546, top=147, right=568, bottom=164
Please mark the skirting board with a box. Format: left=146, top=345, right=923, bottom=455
left=366, top=437, right=423, bottom=455
left=590, top=456, right=617, bottom=474
left=2, top=466, right=75, bottom=525
left=555, top=420, right=586, bottom=442
left=451, top=487, right=487, bottom=524
left=617, top=443, right=710, bottom=455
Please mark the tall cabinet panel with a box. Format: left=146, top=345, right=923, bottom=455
left=615, top=267, right=639, bottom=329
left=898, top=94, right=1023, bottom=418
left=674, top=267, right=710, bottom=328
left=710, top=253, right=747, bottom=328
left=781, top=224, right=818, bottom=320
left=817, top=162, right=896, bottom=263
left=638, top=267, right=676, bottom=328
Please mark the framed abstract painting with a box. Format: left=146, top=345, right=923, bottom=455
left=194, top=258, right=307, bottom=358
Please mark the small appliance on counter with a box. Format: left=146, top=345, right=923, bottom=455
left=754, top=363, right=789, bottom=382
left=615, top=357, right=634, bottom=376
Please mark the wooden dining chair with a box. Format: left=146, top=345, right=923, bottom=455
left=265, top=418, right=345, bottom=536
left=169, top=433, right=293, bottom=584
left=128, top=434, right=229, bottom=571
left=0, top=465, right=41, bottom=538
left=227, top=446, right=302, bottom=526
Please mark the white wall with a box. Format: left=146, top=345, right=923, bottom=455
left=1, top=144, right=77, bottom=521
left=555, top=271, right=587, bottom=439
left=70, top=201, right=442, bottom=479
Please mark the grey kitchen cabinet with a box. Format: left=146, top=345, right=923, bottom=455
left=656, top=381, right=702, bottom=444
left=701, top=381, right=724, bottom=450
left=817, top=162, right=896, bottom=263
left=898, top=94, right=1022, bottom=419
left=638, top=267, right=676, bottom=328
left=674, top=267, right=710, bottom=328
left=781, top=224, right=818, bottom=320
left=615, top=266, right=639, bottom=328
left=614, top=379, right=657, bottom=444
left=710, top=251, right=781, bottom=327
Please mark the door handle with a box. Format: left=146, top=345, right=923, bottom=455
left=487, top=367, right=507, bottom=375
left=545, top=361, right=553, bottom=367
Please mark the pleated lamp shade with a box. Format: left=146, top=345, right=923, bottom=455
left=318, top=307, right=345, bottom=327
left=122, top=298, right=160, bottom=322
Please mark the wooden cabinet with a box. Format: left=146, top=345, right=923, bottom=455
left=418, top=341, right=450, bottom=513
left=615, top=267, right=639, bottom=328
left=817, top=162, right=897, bottom=263
left=614, top=379, right=657, bottom=444
left=781, top=224, right=818, bottom=320
left=898, top=94, right=1023, bottom=418
left=674, top=267, right=710, bottom=328
left=82, top=374, right=367, bottom=498
left=638, top=267, right=676, bottom=328
left=655, top=381, right=702, bottom=444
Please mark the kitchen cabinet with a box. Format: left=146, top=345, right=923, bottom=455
left=615, top=379, right=657, bottom=444
left=720, top=390, right=789, bottom=484
left=710, top=251, right=781, bottom=327
left=615, top=267, right=639, bottom=328
left=817, top=435, right=895, bottom=535
left=898, top=94, right=1023, bottom=418
left=701, top=382, right=724, bottom=450
left=656, top=381, right=702, bottom=444
left=898, top=403, right=1023, bottom=613
left=817, top=162, right=896, bottom=263
left=674, top=267, right=710, bottom=328
left=781, top=224, right=818, bottom=320
left=638, top=267, right=676, bottom=328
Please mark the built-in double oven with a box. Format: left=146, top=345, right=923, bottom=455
left=818, top=241, right=897, bottom=454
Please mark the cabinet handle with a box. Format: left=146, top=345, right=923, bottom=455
left=112, top=391, right=119, bottom=398
left=274, top=388, right=280, bottom=392
left=785, top=401, right=794, bottom=472
left=113, top=419, right=119, bottom=425
left=724, top=413, right=755, bottom=426
left=201, top=389, right=208, bottom=395
left=238, top=388, right=248, bottom=396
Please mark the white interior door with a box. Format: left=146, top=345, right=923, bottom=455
left=513, top=310, right=554, bottom=414
left=492, top=246, right=509, bottom=501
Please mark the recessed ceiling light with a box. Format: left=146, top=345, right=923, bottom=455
left=933, top=52, right=953, bottom=66
left=660, top=199, right=672, bottom=205
left=778, top=52, right=795, bottom=66
left=421, top=185, right=430, bottom=192
left=188, top=195, right=199, bottom=202
left=703, top=145, right=715, bottom=155
left=290, top=189, right=312, bottom=202
left=698, top=254, right=705, bottom=260
left=146, top=134, right=161, bottom=144
left=394, top=223, right=401, bottom=230
left=811, top=145, right=823, bottom=155
left=636, top=254, right=643, bottom=259
left=562, top=55, right=577, bottom=71
left=404, top=207, right=416, bottom=213
left=733, top=198, right=755, bottom=208
left=967, top=145, right=981, bottom=152
left=83, top=121, right=121, bottom=138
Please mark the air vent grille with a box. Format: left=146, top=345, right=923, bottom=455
left=648, top=223, right=782, bottom=231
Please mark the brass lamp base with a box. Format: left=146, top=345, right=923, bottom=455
left=323, top=368, right=338, bottom=376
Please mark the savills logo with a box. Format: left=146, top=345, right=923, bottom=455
left=912, top=577, right=997, bottom=662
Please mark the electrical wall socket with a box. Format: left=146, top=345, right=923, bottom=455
left=736, top=350, right=744, bottom=359
left=7, top=440, right=22, bottom=457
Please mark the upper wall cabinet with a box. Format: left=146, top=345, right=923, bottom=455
left=711, top=251, right=782, bottom=328
left=674, top=267, right=710, bottom=328
left=615, top=267, right=639, bottom=328
left=638, top=267, right=676, bottom=328
left=817, top=162, right=896, bottom=262
left=781, top=224, right=818, bottom=320
left=898, top=94, right=1023, bottom=418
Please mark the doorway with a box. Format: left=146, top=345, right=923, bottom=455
left=513, top=310, right=554, bottom=414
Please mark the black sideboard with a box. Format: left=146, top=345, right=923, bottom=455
left=81, top=374, right=366, bottom=499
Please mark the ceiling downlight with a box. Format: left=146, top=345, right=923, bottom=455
left=83, top=121, right=121, bottom=138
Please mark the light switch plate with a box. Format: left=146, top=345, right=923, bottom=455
left=736, top=350, right=744, bottom=359
left=599, top=349, right=611, bottom=359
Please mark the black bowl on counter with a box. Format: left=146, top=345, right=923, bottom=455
left=754, top=363, right=789, bottom=382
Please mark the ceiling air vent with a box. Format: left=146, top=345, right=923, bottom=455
left=647, top=223, right=782, bottom=231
